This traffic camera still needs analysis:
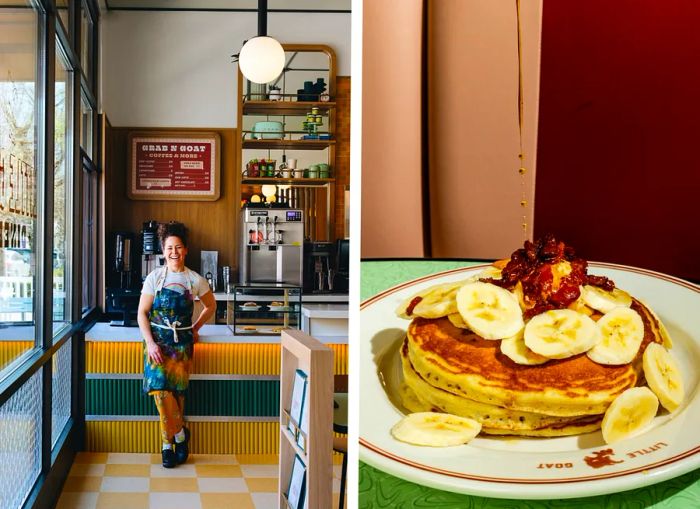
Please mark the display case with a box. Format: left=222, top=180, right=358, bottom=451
left=227, top=283, right=302, bottom=335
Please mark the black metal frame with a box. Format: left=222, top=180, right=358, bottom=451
left=103, top=0, right=350, bottom=13
left=0, top=0, right=101, bottom=507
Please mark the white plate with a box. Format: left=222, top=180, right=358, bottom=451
left=240, top=305, right=260, bottom=312
left=268, top=305, right=290, bottom=312
left=360, top=262, right=700, bottom=499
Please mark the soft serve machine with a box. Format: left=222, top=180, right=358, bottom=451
left=239, top=207, right=304, bottom=286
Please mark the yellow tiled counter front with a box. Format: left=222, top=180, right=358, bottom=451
left=0, top=340, right=33, bottom=372
left=84, top=324, right=348, bottom=454
left=86, top=341, right=348, bottom=375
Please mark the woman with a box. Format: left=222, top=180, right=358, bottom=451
left=137, top=222, right=217, bottom=468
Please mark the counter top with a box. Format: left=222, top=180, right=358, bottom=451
left=301, top=304, right=348, bottom=319
left=212, top=292, right=348, bottom=302
left=0, top=325, right=35, bottom=341
left=85, top=322, right=347, bottom=344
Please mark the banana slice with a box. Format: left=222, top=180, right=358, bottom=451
left=456, top=282, right=524, bottom=339
left=639, top=299, right=673, bottom=348
left=581, top=285, right=632, bottom=313
left=567, top=295, right=594, bottom=317
left=500, top=331, right=549, bottom=365
left=601, top=387, right=659, bottom=444
left=587, top=307, right=644, bottom=365
left=396, top=281, right=467, bottom=319
left=447, top=313, right=470, bottom=329
left=477, top=266, right=503, bottom=280
left=512, top=281, right=527, bottom=311
left=391, top=412, right=482, bottom=447
left=643, top=343, right=684, bottom=412
left=524, top=309, right=600, bottom=359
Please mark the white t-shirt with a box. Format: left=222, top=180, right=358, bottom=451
left=141, top=267, right=211, bottom=297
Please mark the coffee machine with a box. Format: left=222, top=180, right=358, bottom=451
left=239, top=207, right=304, bottom=286
left=303, top=242, right=334, bottom=293
left=107, top=231, right=139, bottom=326
left=141, top=220, right=166, bottom=280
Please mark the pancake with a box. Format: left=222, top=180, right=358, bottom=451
left=406, top=299, right=662, bottom=418
left=400, top=338, right=602, bottom=432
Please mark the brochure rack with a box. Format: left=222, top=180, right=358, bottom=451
left=279, top=329, right=334, bottom=508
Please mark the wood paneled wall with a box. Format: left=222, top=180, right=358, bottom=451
left=335, top=77, right=351, bottom=240
left=104, top=127, right=240, bottom=285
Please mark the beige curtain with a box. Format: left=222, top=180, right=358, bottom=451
left=361, top=0, right=426, bottom=258
left=361, top=0, right=542, bottom=259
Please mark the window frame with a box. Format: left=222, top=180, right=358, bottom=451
left=0, top=1, right=100, bottom=507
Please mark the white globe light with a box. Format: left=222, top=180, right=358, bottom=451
left=261, top=184, right=277, bottom=198
left=239, top=36, right=285, bottom=84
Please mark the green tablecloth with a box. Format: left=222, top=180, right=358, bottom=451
left=359, top=260, right=700, bottom=508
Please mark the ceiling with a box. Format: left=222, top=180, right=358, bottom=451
left=102, top=0, right=351, bottom=12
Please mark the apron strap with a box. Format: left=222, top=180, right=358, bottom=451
left=150, top=317, right=194, bottom=343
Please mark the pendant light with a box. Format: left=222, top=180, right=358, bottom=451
left=237, top=0, right=285, bottom=84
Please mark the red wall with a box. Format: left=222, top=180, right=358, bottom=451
left=534, top=1, right=700, bottom=281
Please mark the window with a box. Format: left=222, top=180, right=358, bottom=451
left=0, top=2, right=40, bottom=377
left=80, top=89, right=93, bottom=157
left=53, top=44, right=73, bottom=333
left=80, top=1, right=95, bottom=89
left=82, top=154, right=97, bottom=313
left=56, top=0, right=71, bottom=41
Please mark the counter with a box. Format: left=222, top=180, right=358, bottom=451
left=301, top=304, right=348, bottom=338
left=86, top=322, right=347, bottom=344
left=212, top=292, right=348, bottom=302
left=83, top=310, right=348, bottom=456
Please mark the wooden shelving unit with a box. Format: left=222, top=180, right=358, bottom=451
left=242, top=177, right=335, bottom=186
left=241, top=139, right=335, bottom=150
left=242, top=100, right=336, bottom=116
left=279, top=329, right=334, bottom=509
left=238, top=44, right=338, bottom=242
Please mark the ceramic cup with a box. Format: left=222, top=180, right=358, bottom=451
left=281, top=169, right=291, bottom=178
left=293, top=169, right=304, bottom=178
left=287, top=158, right=297, bottom=169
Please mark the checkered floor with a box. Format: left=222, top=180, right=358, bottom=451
left=55, top=452, right=344, bottom=509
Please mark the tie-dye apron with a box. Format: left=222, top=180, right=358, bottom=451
left=143, top=268, right=195, bottom=394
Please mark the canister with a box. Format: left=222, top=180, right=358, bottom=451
left=308, top=165, right=319, bottom=178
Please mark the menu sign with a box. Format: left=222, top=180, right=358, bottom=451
left=127, top=131, right=220, bottom=201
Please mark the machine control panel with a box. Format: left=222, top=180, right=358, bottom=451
left=286, top=210, right=302, bottom=222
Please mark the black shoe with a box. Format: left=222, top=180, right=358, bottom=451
left=162, top=448, right=176, bottom=468
left=175, top=427, right=190, bottom=464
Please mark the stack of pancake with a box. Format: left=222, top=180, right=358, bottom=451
left=399, top=299, right=665, bottom=436
left=395, top=238, right=672, bottom=438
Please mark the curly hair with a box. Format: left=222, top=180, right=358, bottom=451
left=158, top=221, right=189, bottom=248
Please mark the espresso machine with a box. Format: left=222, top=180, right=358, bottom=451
left=239, top=207, right=304, bottom=286
left=107, top=231, right=139, bottom=326
left=140, top=220, right=166, bottom=280
left=303, top=241, right=334, bottom=293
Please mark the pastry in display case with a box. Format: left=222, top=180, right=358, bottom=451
left=228, top=283, right=302, bottom=335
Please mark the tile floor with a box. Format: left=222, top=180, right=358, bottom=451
left=55, top=452, right=344, bottom=509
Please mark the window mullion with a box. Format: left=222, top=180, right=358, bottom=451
left=40, top=9, right=56, bottom=475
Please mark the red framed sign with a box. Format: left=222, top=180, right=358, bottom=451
left=127, top=131, right=221, bottom=201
